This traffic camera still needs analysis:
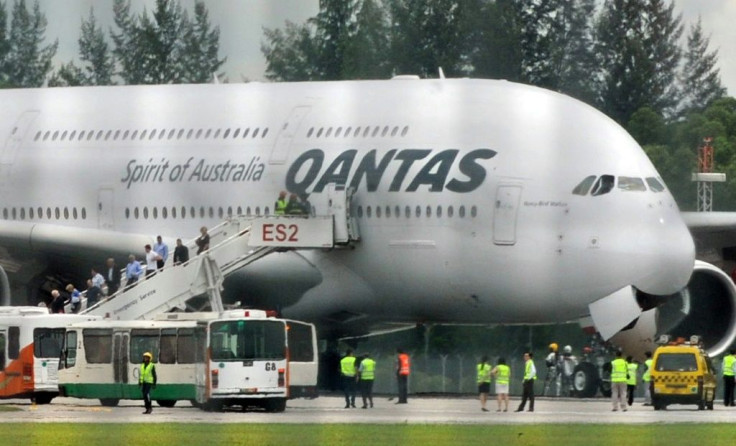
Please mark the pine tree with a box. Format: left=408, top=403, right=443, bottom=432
left=79, top=7, right=114, bottom=85
left=262, top=21, right=320, bottom=81
left=180, top=1, right=225, bottom=83
left=311, top=0, right=358, bottom=80
left=679, top=17, right=725, bottom=116
left=467, top=0, right=523, bottom=81
left=550, top=0, right=598, bottom=104
left=111, top=0, right=146, bottom=84
left=3, top=0, right=57, bottom=87
left=343, top=0, right=391, bottom=80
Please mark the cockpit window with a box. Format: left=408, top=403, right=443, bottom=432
left=572, top=175, right=596, bottom=196
left=617, top=176, right=646, bottom=192
left=591, top=175, right=615, bottom=196
left=646, top=177, right=665, bottom=192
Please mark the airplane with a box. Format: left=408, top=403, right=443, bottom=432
left=0, top=76, right=730, bottom=372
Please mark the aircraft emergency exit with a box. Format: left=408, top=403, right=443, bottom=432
left=0, top=76, right=727, bottom=357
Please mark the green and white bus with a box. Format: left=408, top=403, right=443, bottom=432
left=58, top=310, right=317, bottom=411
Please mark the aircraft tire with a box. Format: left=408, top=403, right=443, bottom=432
left=156, top=399, right=176, bottom=408
left=572, top=362, right=599, bottom=398
left=99, top=398, right=120, bottom=407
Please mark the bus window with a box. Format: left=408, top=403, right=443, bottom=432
left=288, top=322, right=314, bottom=362
left=177, top=328, right=196, bottom=364
left=34, top=328, right=64, bottom=358
left=194, top=327, right=206, bottom=363
left=210, top=321, right=285, bottom=361
left=64, top=331, right=77, bottom=368
left=130, top=329, right=160, bottom=363
left=83, top=329, right=113, bottom=364
left=159, top=329, right=176, bottom=364
left=0, top=332, right=5, bottom=370
left=8, top=327, right=19, bottom=360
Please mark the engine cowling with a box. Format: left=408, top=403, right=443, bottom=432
left=611, top=260, right=736, bottom=358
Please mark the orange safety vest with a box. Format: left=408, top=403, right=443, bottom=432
left=398, top=353, right=410, bottom=376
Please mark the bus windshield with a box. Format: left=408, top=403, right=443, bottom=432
left=210, top=320, right=285, bottom=361
left=34, top=328, right=65, bottom=358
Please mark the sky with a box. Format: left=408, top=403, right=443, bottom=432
left=36, top=0, right=736, bottom=95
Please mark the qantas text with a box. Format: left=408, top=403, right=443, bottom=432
left=286, top=148, right=496, bottom=193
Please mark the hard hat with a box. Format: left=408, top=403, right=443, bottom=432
left=563, top=345, right=572, bottom=354
left=143, top=352, right=152, bottom=359
left=549, top=343, right=558, bottom=352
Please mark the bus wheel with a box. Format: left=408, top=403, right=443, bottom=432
left=264, top=398, right=286, bottom=413
left=99, top=399, right=120, bottom=407
left=156, top=400, right=176, bottom=408
left=204, top=400, right=223, bottom=412
left=33, top=394, right=54, bottom=405
left=190, top=399, right=203, bottom=409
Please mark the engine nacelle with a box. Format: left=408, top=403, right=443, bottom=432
left=611, top=260, right=736, bottom=358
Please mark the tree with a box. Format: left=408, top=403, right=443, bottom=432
left=550, top=0, right=598, bottom=104
left=595, top=0, right=683, bottom=125
left=262, top=21, right=320, bottom=81
left=310, top=0, right=358, bottom=80
left=179, top=1, right=225, bottom=83
left=342, top=0, right=391, bottom=79
left=678, top=17, right=726, bottom=116
left=79, top=7, right=115, bottom=85
left=466, top=0, right=523, bottom=81
left=3, top=0, right=57, bottom=87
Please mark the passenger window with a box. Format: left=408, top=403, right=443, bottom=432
left=143, top=207, right=149, bottom=219
left=376, top=206, right=382, bottom=218
left=405, top=206, right=410, bottom=218
left=153, top=207, right=158, bottom=219
left=357, top=206, right=363, bottom=218
left=134, top=207, right=139, bottom=219
left=130, top=329, right=160, bottom=364
left=448, top=206, right=454, bottom=218
left=159, top=329, right=177, bottom=364
left=591, top=175, right=615, bottom=196
left=646, top=177, right=665, bottom=192
left=618, top=176, right=646, bottom=192
left=437, top=206, right=442, bottom=218
left=262, top=128, right=269, bottom=138
left=366, top=206, right=372, bottom=218
left=63, top=331, right=77, bottom=369
left=307, top=128, right=314, bottom=138
left=8, top=326, right=19, bottom=359
left=459, top=206, right=466, bottom=218
left=471, top=206, right=477, bottom=218
left=572, top=176, right=597, bottom=196
left=0, top=332, right=4, bottom=370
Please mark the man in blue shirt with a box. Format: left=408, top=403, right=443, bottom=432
left=125, top=254, right=143, bottom=287
left=153, top=235, right=169, bottom=270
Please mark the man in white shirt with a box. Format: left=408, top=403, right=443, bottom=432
left=144, top=244, right=161, bottom=277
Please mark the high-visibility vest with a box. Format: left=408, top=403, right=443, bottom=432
left=643, top=359, right=653, bottom=382
left=341, top=356, right=356, bottom=377
left=477, top=363, right=491, bottom=384
left=627, top=362, right=638, bottom=385
left=495, top=364, right=510, bottom=385
left=140, top=363, right=155, bottom=384
left=398, top=353, right=410, bottom=376
left=611, top=358, right=628, bottom=383
left=524, top=359, right=536, bottom=380
left=275, top=198, right=287, bottom=215
left=360, top=358, right=375, bottom=381
left=724, top=355, right=735, bottom=377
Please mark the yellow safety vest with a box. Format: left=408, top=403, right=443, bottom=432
left=341, top=356, right=356, bottom=377
left=524, top=359, right=536, bottom=380
left=360, top=358, right=375, bottom=381
left=477, top=363, right=491, bottom=384
left=611, top=358, right=628, bottom=383
left=643, top=359, right=653, bottom=382
left=495, top=364, right=510, bottom=385
left=140, top=362, right=155, bottom=384
left=724, top=355, right=735, bottom=377
left=275, top=198, right=287, bottom=215
left=627, top=362, right=637, bottom=386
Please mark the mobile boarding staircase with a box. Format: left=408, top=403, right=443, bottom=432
left=74, top=187, right=359, bottom=320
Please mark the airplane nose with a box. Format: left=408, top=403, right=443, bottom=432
left=635, top=212, right=695, bottom=295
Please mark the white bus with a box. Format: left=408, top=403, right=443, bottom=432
left=0, top=307, right=99, bottom=404
left=59, top=310, right=318, bottom=411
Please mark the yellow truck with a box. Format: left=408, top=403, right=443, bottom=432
left=650, top=337, right=716, bottom=411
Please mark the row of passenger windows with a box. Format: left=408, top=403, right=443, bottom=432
left=356, top=204, right=477, bottom=219
left=572, top=175, right=666, bottom=197
left=307, top=125, right=409, bottom=139
left=2, top=206, right=87, bottom=221
left=33, top=126, right=270, bottom=143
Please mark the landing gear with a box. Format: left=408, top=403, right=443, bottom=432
left=572, top=362, right=599, bottom=398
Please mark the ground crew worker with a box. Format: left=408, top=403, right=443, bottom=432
left=723, top=349, right=735, bottom=406
left=396, top=348, right=410, bottom=404
left=642, top=351, right=653, bottom=406
left=491, top=357, right=510, bottom=412
left=543, top=342, right=560, bottom=396
left=139, top=352, right=157, bottom=414
left=611, top=350, right=628, bottom=412
left=358, top=353, right=375, bottom=409
left=515, top=352, right=536, bottom=412
left=626, top=356, right=638, bottom=406
left=274, top=191, right=287, bottom=215
left=340, top=349, right=357, bottom=408
left=477, top=356, right=492, bottom=411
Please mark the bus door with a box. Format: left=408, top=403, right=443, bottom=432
left=194, top=326, right=208, bottom=404
left=112, top=332, right=129, bottom=395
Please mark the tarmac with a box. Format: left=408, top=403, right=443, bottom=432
left=0, top=395, right=734, bottom=424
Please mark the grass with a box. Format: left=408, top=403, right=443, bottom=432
left=1, top=424, right=734, bottom=446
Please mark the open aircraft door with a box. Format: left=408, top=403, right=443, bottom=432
left=98, top=187, right=115, bottom=230
left=0, top=110, right=39, bottom=187
left=493, top=185, right=521, bottom=245
left=270, top=105, right=311, bottom=164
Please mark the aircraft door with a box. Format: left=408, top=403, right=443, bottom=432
left=0, top=110, right=39, bottom=186
left=493, top=185, right=521, bottom=245
left=112, top=332, right=129, bottom=385
left=98, top=187, right=114, bottom=230
left=270, top=106, right=311, bottom=164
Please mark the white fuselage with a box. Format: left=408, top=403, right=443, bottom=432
left=0, top=79, right=695, bottom=327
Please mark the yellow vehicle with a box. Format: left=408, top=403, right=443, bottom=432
left=650, top=336, right=716, bottom=411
